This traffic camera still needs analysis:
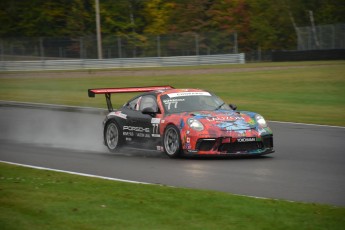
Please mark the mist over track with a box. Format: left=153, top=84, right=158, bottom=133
left=0, top=102, right=344, bottom=207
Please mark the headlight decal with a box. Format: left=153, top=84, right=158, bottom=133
left=255, top=114, right=267, bottom=127
left=187, top=118, right=204, bottom=131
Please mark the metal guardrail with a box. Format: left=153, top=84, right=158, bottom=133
left=0, top=53, right=245, bottom=71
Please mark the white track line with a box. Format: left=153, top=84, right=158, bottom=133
left=269, top=120, right=345, bottom=129
left=0, top=160, right=151, bottom=185
left=0, top=160, right=307, bottom=204
left=0, top=160, right=272, bottom=200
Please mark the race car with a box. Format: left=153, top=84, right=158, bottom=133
left=88, top=86, right=274, bottom=158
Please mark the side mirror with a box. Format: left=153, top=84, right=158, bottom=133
left=229, top=104, right=237, bottom=110
left=142, top=107, right=158, bottom=116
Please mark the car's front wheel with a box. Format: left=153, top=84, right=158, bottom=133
left=104, top=120, right=123, bottom=152
left=163, top=125, right=182, bottom=158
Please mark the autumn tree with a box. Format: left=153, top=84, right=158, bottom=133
left=0, top=0, right=344, bottom=54
left=206, top=0, right=250, bottom=52
left=247, top=0, right=296, bottom=50
left=166, top=0, right=212, bottom=33
left=143, top=0, right=174, bottom=35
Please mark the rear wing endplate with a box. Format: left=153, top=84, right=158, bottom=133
left=88, top=85, right=174, bottom=112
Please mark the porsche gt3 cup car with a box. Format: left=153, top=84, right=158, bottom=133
left=88, top=86, right=274, bottom=158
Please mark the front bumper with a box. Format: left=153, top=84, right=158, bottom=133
left=184, top=135, right=274, bottom=156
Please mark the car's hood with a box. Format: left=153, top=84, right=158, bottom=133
left=189, top=110, right=256, bottom=131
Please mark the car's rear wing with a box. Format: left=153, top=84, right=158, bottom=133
left=88, top=85, right=174, bottom=112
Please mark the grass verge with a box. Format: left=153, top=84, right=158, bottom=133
left=1, top=162, right=344, bottom=230
left=0, top=61, right=344, bottom=126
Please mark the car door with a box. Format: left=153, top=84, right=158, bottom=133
left=121, top=95, right=160, bottom=148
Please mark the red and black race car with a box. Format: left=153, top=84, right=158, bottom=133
left=88, top=86, right=274, bottom=158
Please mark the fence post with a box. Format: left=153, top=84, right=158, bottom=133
left=39, top=37, right=45, bottom=60
left=117, top=36, right=122, bottom=58
left=309, top=10, right=320, bottom=49
left=195, top=33, right=199, bottom=56
left=157, top=35, right=161, bottom=57
left=0, top=40, right=3, bottom=61
left=95, top=0, right=103, bottom=59
left=80, top=37, right=84, bottom=59
left=234, top=32, right=238, bottom=53
left=331, top=25, right=335, bottom=49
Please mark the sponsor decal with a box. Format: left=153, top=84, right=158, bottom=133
left=151, top=118, right=161, bottom=124
left=123, top=126, right=150, bottom=133
left=180, top=119, right=185, bottom=129
left=206, top=116, right=242, bottom=122
left=163, top=98, right=185, bottom=110
left=163, top=98, right=185, bottom=103
left=167, top=92, right=211, bottom=98
left=136, top=133, right=151, bottom=138
left=187, top=150, right=198, bottom=153
left=156, top=146, right=164, bottom=151
left=198, top=133, right=211, bottom=137
left=236, top=131, right=247, bottom=137
left=152, top=123, right=159, bottom=136
left=110, top=111, right=127, bottom=119
left=185, top=143, right=191, bottom=149
left=123, top=131, right=134, bottom=137
left=237, top=137, right=256, bottom=142
left=217, top=120, right=251, bottom=131
left=125, top=137, right=132, bottom=141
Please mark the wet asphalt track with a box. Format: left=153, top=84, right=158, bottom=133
left=0, top=103, right=344, bottom=207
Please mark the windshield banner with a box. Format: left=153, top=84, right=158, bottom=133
left=167, top=92, right=211, bottom=98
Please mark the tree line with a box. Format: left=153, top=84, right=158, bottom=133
left=0, top=0, right=344, bottom=51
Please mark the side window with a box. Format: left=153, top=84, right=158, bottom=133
left=127, top=97, right=141, bottom=110
left=139, top=95, right=158, bottom=112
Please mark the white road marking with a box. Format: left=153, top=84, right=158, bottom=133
left=0, top=161, right=311, bottom=205
left=269, top=120, right=345, bottom=129
left=0, top=160, right=151, bottom=185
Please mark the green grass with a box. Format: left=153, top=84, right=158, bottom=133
left=1, top=61, right=344, bottom=126
left=1, top=162, right=344, bottom=230
left=1, top=61, right=345, bottom=229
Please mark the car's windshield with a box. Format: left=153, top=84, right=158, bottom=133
left=160, top=92, right=230, bottom=114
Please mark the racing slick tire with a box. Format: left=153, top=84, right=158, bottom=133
left=163, top=125, right=182, bottom=158
left=104, top=120, right=123, bottom=153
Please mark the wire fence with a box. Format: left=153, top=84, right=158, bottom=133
left=1, top=24, right=343, bottom=63
left=296, top=23, right=345, bottom=50
left=0, top=32, right=239, bottom=61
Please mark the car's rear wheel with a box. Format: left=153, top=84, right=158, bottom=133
left=104, top=120, right=123, bottom=152
left=163, top=125, right=182, bottom=158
